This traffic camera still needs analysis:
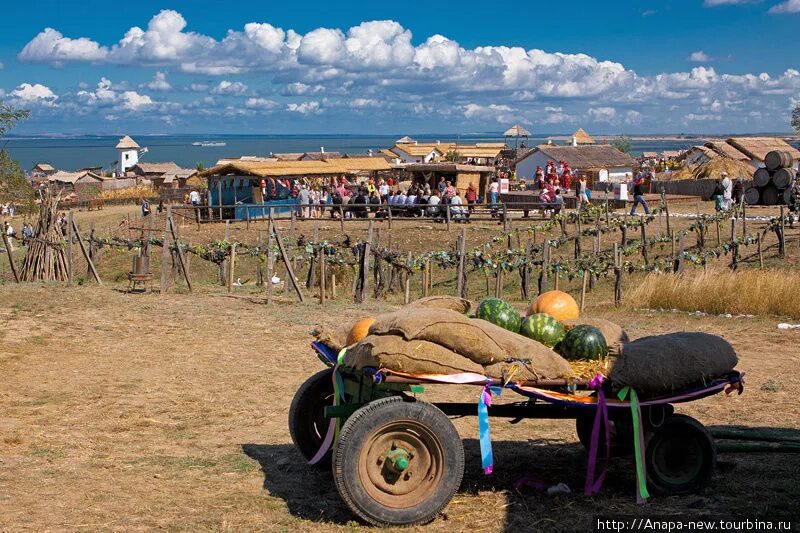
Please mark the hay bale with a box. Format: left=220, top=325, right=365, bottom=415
left=408, top=295, right=472, bottom=315
left=369, top=307, right=571, bottom=379
left=563, top=318, right=629, bottom=356
left=609, top=332, right=738, bottom=394
left=344, top=335, right=483, bottom=375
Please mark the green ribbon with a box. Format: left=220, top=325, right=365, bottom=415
left=618, top=386, right=650, bottom=503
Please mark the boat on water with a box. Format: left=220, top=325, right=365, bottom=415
left=192, top=141, right=227, bottom=147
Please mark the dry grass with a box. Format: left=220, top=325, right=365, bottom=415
left=629, top=269, right=800, bottom=319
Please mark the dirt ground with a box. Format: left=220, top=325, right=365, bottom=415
left=1, top=282, right=799, bottom=532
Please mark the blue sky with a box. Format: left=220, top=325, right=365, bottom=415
left=2, top=0, right=799, bottom=135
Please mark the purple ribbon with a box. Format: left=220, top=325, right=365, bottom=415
left=584, top=374, right=610, bottom=496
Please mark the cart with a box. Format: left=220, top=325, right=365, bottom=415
left=289, top=341, right=745, bottom=527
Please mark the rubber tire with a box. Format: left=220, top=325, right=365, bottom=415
left=332, top=397, right=464, bottom=527
left=288, top=368, right=337, bottom=468
left=576, top=411, right=634, bottom=457
left=645, top=414, right=716, bottom=495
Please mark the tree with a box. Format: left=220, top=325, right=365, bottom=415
left=792, top=102, right=800, bottom=133
left=611, top=135, right=632, bottom=154
left=196, top=161, right=206, bottom=171
left=0, top=102, right=34, bottom=212
left=444, top=150, right=461, bottom=162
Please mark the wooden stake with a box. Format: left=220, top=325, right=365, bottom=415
left=168, top=207, right=192, bottom=291
left=757, top=233, right=764, bottom=269
left=664, top=195, right=671, bottom=236
left=227, top=243, right=236, bottom=292
left=72, top=221, right=101, bottom=285
left=160, top=213, right=171, bottom=294
left=779, top=206, right=786, bottom=257
left=331, top=273, right=337, bottom=299
left=404, top=252, right=411, bottom=304
left=456, top=228, right=467, bottom=299
left=1, top=231, right=19, bottom=283
left=272, top=223, right=304, bottom=302
left=319, top=247, right=326, bottom=303
left=66, top=210, right=73, bottom=283
left=580, top=270, right=588, bottom=312
left=266, top=218, right=274, bottom=303
left=640, top=215, right=648, bottom=265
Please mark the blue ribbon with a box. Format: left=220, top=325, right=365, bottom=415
left=478, top=380, right=503, bottom=475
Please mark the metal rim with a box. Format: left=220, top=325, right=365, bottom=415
left=650, top=431, right=704, bottom=486
left=357, top=419, right=445, bottom=509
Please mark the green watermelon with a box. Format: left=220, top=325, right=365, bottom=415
left=520, top=313, right=565, bottom=347
left=475, top=298, right=522, bottom=332
left=558, top=325, right=608, bottom=361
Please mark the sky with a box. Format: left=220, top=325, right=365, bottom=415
left=1, top=0, right=800, bottom=135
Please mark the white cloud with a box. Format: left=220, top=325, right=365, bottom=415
left=143, top=71, right=172, bottom=91
left=189, top=83, right=208, bottom=92
left=286, top=101, right=321, bottom=114
left=704, top=0, right=757, bottom=5
left=77, top=77, right=153, bottom=111
left=211, top=80, right=248, bottom=95
left=245, top=97, right=279, bottom=109
left=625, top=110, right=643, bottom=124
left=282, top=82, right=323, bottom=95
left=10, top=83, right=58, bottom=106
left=688, top=51, right=711, bottom=62
left=588, top=106, right=617, bottom=123
left=19, top=28, right=108, bottom=64
left=121, top=91, right=153, bottom=110
left=351, top=98, right=379, bottom=108
left=769, top=0, right=800, bottom=13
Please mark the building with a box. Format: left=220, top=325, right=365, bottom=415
left=402, top=163, right=496, bottom=199
left=683, top=146, right=716, bottom=166
left=571, top=128, right=595, bottom=146
left=129, top=162, right=197, bottom=189
left=386, top=140, right=505, bottom=165
left=298, top=151, right=342, bottom=161
left=386, top=143, right=442, bottom=163
left=30, top=163, right=56, bottom=182
left=725, top=137, right=800, bottom=170
left=48, top=170, right=109, bottom=195
left=704, top=141, right=750, bottom=162
left=515, top=144, right=637, bottom=183
left=116, top=135, right=141, bottom=175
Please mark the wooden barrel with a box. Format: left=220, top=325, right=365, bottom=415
left=783, top=188, right=794, bottom=205
left=765, top=150, right=794, bottom=171
left=761, top=185, right=781, bottom=206
left=753, top=167, right=771, bottom=187
left=745, top=187, right=760, bottom=205
left=772, top=167, right=794, bottom=189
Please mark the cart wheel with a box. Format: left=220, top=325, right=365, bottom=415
left=576, top=412, right=633, bottom=457
left=332, top=397, right=464, bottom=527
left=645, top=414, right=716, bottom=495
left=288, top=369, right=338, bottom=468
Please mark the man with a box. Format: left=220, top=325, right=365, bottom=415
left=4, top=221, right=15, bottom=252
left=378, top=179, right=389, bottom=203
left=141, top=198, right=151, bottom=217
left=298, top=185, right=311, bottom=219
left=465, top=183, right=478, bottom=219
left=488, top=178, right=500, bottom=215
left=630, top=175, right=650, bottom=215
left=427, top=190, right=442, bottom=219
left=437, top=177, right=447, bottom=194
left=721, top=172, right=733, bottom=210
left=189, top=189, right=200, bottom=206
left=732, top=177, right=744, bottom=206
left=21, top=223, right=33, bottom=246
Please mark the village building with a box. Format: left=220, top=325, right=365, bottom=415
left=129, top=162, right=198, bottom=189
left=386, top=139, right=505, bottom=165
left=571, top=128, right=595, bottom=146
left=47, top=170, right=109, bottom=195
left=402, top=163, right=496, bottom=199
left=30, top=163, right=56, bottom=183
left=682, top=146, right=717, bottom=166
left=704, top=141, right=750, bottom=162
left=116, top=135, right=141, bottom=175
left=515, top=144, right=637, bottom=184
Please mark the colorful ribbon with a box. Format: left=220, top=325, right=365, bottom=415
left=618, top=386, right=650, bottom=503
left=308, top=350, right=348, bottom=466
left=478, top=380, right=503, bottom=475
left=584, top=374, right=610, bottom=496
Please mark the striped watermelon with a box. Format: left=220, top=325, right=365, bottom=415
left=476, top=298, right=522, bottom=332
left=520, top=313, right=565, bottom=347
left=558, top=325, right=608, bottom=361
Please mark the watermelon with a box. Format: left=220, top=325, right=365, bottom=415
left=520, top=313, right=565, bottom=347
left=558, top=325, right=608, bottom=361
left=475, top=298, right=522, bottom=332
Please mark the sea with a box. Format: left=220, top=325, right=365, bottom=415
left=2, top=133, right=715, bottom=172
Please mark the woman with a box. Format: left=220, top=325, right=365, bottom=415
left=711, top=179, right=724, bottom=212
left=465, top=183, right=478, bottom=219
left=577, top=175, right=590, bottom=210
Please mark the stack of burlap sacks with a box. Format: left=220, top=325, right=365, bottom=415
left=315, top=296, right=738, bottom=393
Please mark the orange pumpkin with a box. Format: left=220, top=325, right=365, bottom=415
left=527, top=290, right=579, bottom=321
left=347, top=317, right=376, bottom=345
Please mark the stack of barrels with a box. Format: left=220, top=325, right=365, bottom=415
left=745, top=150, right=797, bottom=205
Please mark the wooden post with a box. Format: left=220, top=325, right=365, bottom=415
left=554, top=268, right=560, bottom=291
left=456, top=228, right=467, bottom=299
left=404, top=252, right=411, bottom=304
left=387, top=204, right=393, bottom=230
left=160, top=213, right=171, bottom=294
left=503, top=204, right=509, bottom=232
left=580, top=270, right=588, bottom=312
left=520, top=240, right=532, bottom=301
left=779, top=206, right=786, bottom=258
left=72, top=221, right=101, bottom=285
left=677, top=234, right=685, bottom=274
left=664, top=196, right=671, bottom=236
left=266, top=218, right=275, bottom=303
left=613, top=243, right=622, bottom=307
left=339, top=205, right=345, bottom=233
left=730, top=219, right=739, bottom=271
left=227, top=243, right=236, bottom=292
left=246, top=208, right=251, bottom=230
left=716, top=220, right=722, bottom=247
left=66, top=210, right=73, bottom=283
left=256, top=232, right=263, bottom=286
left=331, top=273, right=337, bottom=299
left=757, top=233, right=764, bottom=269
left=168, top=207, right=192, bottom=291
left=220, top=220, right=230, bottom=286
left=290, top=209, right=296, bottom=234
left=272, top=223, right=304, bottom=303
left=671, top=230, right=676, bottom=258
left=422, top=259, right=429, bottom=298
left=217, top=180, right=222, bottom=220
left=1, top=231, right=19, bottom=283
left=494, top=268, right=503, bottom=298
left=621, top=213, right=628, bottom=247
left=445, top=202, right=451, bottom=232
left=539, top=240, right=549, bottom=293
left=741, top=199, right=747, bottom=237
left=319, top=247, right=326, bottom=303
left=640, top=215, right=648, bottom=265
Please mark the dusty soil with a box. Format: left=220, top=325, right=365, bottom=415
left=1, top=284, right=799, bottom=532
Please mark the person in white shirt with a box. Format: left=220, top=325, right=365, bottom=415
left=721, top=172, right=733, bottom=210
left=379, top=181, right=389, bottom=201
left=189, top=190, right=200, bottom=205
left=396, top=191, right=407, bottom=214
left=449, top=192, right=465, bottom=220
left=4, top=221, right=15, bottom=252
left=427, top=190, right=442, bottom=218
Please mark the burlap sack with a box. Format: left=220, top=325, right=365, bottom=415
left=408, top=295, right=472, bottom=315
left=344, top=335, right=483, bottom=375
left=563, top=318, right=629, bottom=357
left=369, top=308, right=571, bottom=378
left=609, top=332, right=738, bottom=393
left=484, top=361, right=540, bottom=383
left=313, top=324, right=350, bottom=352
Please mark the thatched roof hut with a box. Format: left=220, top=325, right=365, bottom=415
left=726, top=137, right=800, bottom=165
left=572, top=128, right=595, bottom=145
left=704, top=141, right=750, bottom=161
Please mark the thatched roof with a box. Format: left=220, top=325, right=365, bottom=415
left=270, top=153, right=304, bottom=161
left=504, top=124, right=531, bottom=137
left=115, top=135, right=140, bottom=149
left=133, top=162, right=182, bottom=174
left=33, top=163, right=55, bottom=172
left=200, top=157, right=392, bottom=178
left=519, top=144, right=636, bottom=169
left=404, top=163, right=495, bottom=173
left=669, top=157, right=756, bottom=181
left=48, top=170, right=106, bottom=184
left=704, top=141, right=750, bottom=161
left=390, top=144, right=444, bottom=157
left=573, top=128, right=595, bottom=145
left=726, top=137, right=800, bottom=162
left=301, top=151, right=342, bottom=160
